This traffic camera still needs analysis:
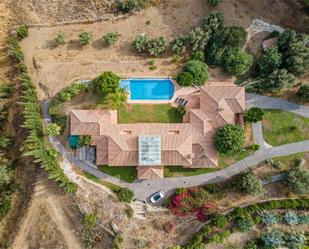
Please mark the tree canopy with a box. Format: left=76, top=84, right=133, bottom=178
left=183, top=60, right=209, bottom=85
left=92, top=71, right=120, bottom=95
left=257, top=46, right=282, bottom=75
left=233, top=171, right=264, bottom=195
left=222, top=48, right=253, bottom=75
left=286, top=167, right=309, bottom=194
left=261, top=69, right=296, bottom=93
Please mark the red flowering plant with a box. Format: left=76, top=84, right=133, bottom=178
left=170, top=187, right=216, bottom=222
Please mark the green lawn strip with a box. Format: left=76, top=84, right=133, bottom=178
left=98, top=166, right=136, bottom=183
left=219, top=148, right=256, bottom=168
left=164, top=166, right=218, bottom=177
left=118, top=104, right=182, bottom=123
left=83, top=172, right=122, bottom=192
left=262, top=109, right=309, bottom=146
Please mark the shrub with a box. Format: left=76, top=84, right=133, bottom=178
left=234, top=215, right=255, bottom=232
left=112, top=234, right=124, bottom=249
left=103, top=32, right=121, bottom=46
left=16, top=24, right=29, bottom=40
left=207, top=0, right=222, bottom=7
left=54, top=33, right=66, bottom=46
left=132, top=34, right=148, bottom=53
left=244, top=240, right=258, bottom=249
left=262, top=213, right=279, bottom=226
left=116, top=188, right=134, bottom=203
left=257, top=47, right=282, bottom=75
left=215, top=124, right=244, bottom=155
left=233, top=171, right=264, bottom=195
left=190, top=51, right=205, bottom=62
left=188, top=27, right=210, bottom=52
left=135, top=238, right=148, bottom=248
left=208, top=230, right=230, bottom=244
left=261, top=229, right=285, bottom=248
left=296, top=84, right=309, bottom=102
left=176, top=105, right=186, bottom=117
left=211, top=213, right=228, bottom=228
left=116, top=0, right=145, bottom=13
left=92, top=71, right=120, bottom=95
left=212, top=26, right=248, bottom=48
left=285, top=230, right=307, bottom=249
left=147, top=37, right=166, bottom=56
left=183, top=60, right=208, bottom=85
left=125, top=207, right=134, bottom=218
left=244, top=107, right=264, bottom=123
left=84, top=213, right=97, bottom=227
left=177, top=72, right=194, bottom=86
left=202, top=11, right=224, bottom=35
left=58, top=81, right=87, bottom=102
left=222, top=47, right=253, bottom=75
left=251, top=144, right=260, bottom=150
left=284, top=211, right=299, bottom=225
left=79, top=32, right=93, bottom=46
left=298, top=213, right=309, bottom=224
left=45, top=123, right=61, bottom=136
left=170, top=36, right=186, bottom=55
left=79, top=135, right=92, bottom=146
left=261, top=69, right=296, bottom=93
left=8, top=38, right=24, bottom=62
left=109, top=88, right=127, bottom=110
left=286, top=167, right=309, bottom=194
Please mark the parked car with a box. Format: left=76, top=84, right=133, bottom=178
left=150, top=190, right=166, bottom=203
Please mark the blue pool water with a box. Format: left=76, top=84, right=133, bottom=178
left=119, top=78, right=174, bottom=100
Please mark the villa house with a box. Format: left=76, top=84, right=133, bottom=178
left=70, top=83, right=245, bottom=179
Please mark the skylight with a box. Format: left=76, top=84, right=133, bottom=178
left=138, top=135, right=161, bottom=166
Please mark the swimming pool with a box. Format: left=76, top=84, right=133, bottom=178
left=119, top=78, right=174, bottom=101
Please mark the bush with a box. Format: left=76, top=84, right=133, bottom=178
left=81, top=226, right=102, bottom=249
left=188, top=27, right=210, bottom=52
left=176, top=105, right=186, bottom=117
left=261, top=69, right=296, bottom=93
left=262, top=213, right=279, bottom=226
left=112, top=234, right=124, bottom=249
left=286, top=167, right=309, bottom=194
left=54, top=33, right=66, bottom=46
left=190, top=51, right=205, bottom=62
left=244, top=240, right=258, bottom=249
left=244, top=107, right=264, bottom=123
left=183, top=60, right=209, bottom=85
left=16, top=24, right=29, bottom=40
left=125, top=207, right=134, bottom=218
left=135, top=238, right=148, bottom=248
left=296, top=84, right=309, bottom=102
left=103, top=32, right=121, bottom=46
left=261, top=229, right=285, bottom=248
left=202, top=11, right=224, bottom=35
left=215, top=124, right=244, bottom=155
left=207, top=230, right=230, bottom=244
left=284, top=211, right=299, bottom=225
left=207, top=0, right=222, bottom=6
left=58, top=81, right=87, bottom=102
left=79, top=32, right=93, bottom=46
left=257, top=47, right=282, bottom=75
left=92, top=71, right=120, bottom=95
left=147, top=37, right=166, bottom=56
left=116, top=0, right=146, bottom=13
left=8, top=38, right=24, bottom=62
left=170, top=36, right=186, bottom=55
left=45, top=123, right=61, bottom=136
left=211, top=213, right=228, bottom=228
left=222, top=48, right=253, bottom=75
left=235, top=216, right=255, bottom=232
left=116, top=188, right=134, bottom=203
left=79, top=135, right=92, bottom=146
left=177, top=72, right=194, bottom=86
left=132, top=34, right=148, bottom=53
left=212, top=26, right=248, bottom=48
left=233, top=171, right=264, bottom=195
left=285, top=230, right=307, bottom=249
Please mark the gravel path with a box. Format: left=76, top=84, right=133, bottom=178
left=42, top=94, right=309, bottom=202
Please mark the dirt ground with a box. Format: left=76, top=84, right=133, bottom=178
left=19, top=0, right=309, bottom=99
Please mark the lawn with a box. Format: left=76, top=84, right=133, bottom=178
left=118, top=104, right=182, bottom=123
left=99, top=166, right=136, bottom=183
left=272, top=152, right=305, bottom=170
left=84, top=172, right=122, bottom=192
left=218, top=148, right=256, bottom=168
left=164, top=166, right=218, bottom=177
left=262, top=109, right=309, bottom=146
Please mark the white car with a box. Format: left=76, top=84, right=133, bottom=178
left=150, top=190, right=166, bottom=203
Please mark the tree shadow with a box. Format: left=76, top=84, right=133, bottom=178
left=67, top=40, right=83, bottom=51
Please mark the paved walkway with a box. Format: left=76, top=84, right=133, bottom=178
left=252, top=121, right=272, bottom=149
left=41, top=94, right=309, bottom=202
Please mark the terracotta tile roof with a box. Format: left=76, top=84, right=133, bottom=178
left=137, top=166, right=163, bottom=179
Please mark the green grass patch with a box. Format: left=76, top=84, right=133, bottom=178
left=118, top=104, right=182, bottom=123
left=84, top=172, right=122, bottom=192
left=99, top=166, right=136, bottom=183
left=272, top=152, right=305, bottom=170
left=164, top=166, right=218, bottom=177
left=262, top=109, right=309, bottom=146
left=219, top=148, right=256, bottom=168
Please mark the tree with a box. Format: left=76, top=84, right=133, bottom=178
left=92, top=71, right=120, bottom=95
left=296, top=84, right=309, bottom=102
left=183, top=60, right=209, bottom=85
left=206, top=43, right=226, bottom=66
left=244, top=107, right=264, bottom=123
left=132, top=34, right=148, bottom=53
left=235, top=216, right=255, bottom=232
left=286, top=167, right=309, bottom=194
left=16, top=24, right=29, bottom=40
left=147, top=37, right=167, bottom=56
left=207, top=0, right=222, bottom=7
left=54, top=33, right=66, bottom=46
left=177, top=72, right=194, bottom=86
left=211, top=26, right=248, bottom=48
left=261, top=229, right=285, bottom=248
left=79, top=135, right=92, bottom=146
left=79, top=32, right=93, bottom=46
left=45, top=123, right=61, bottom=136
left=188, top=27, right=210, bottom=52
left=176, top=105, right=186, bottom=117
left=257, top=47, right=282, bottom=75
left=116, top=188, right=134, bottom=203
left=103, top=32, right=121, bottom=46
left=0, top=164, right=11, bottom=187
left=222, top=48, right=253, bottom=75
left=215, top=124, right=244, bottom=155
left=233, top=171, right=264, bottom=195
left=202, top=11, right=224, bottom=35
left=190, top=51, right=205, bottom=62
left=109, top=88, right=127, bottom=110
left=261, top=69, right=296, bottom=93
left=170, top=36, right=186, bottom=54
